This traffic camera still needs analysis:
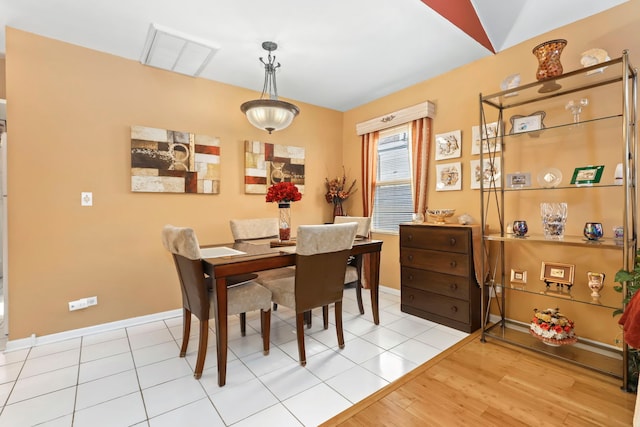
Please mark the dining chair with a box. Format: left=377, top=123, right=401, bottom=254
left=230, top=218, right=296, bottom=311
left=334, top=216, right=372, bottom=315
left=161, top=224, right=272, bottom=379
left=259, top=222, right=358, bottom=366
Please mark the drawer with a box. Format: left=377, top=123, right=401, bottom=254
left=401, top=267, right=471, bottom=299
left=399, top=225, right=470, bottom=253
left=400, top=247, right=469, bottom=277
left=401, top=287, right=470, bottom=324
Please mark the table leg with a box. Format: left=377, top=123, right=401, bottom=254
left=215, top=277, right=228, bottom=386
left=369, top=250, right=381, bottom=325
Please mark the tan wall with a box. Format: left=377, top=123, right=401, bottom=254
left=5, top=28, right=345, bottom=339
left=0, top=56, right=5, bottom=99
left=344, top=0, right=640, bottom=344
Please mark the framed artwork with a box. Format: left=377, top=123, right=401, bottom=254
left=510, top=269, right=527, bottom=289
left=570, top=165, right=604, bottom=186
left=506, top=172, right=532, bottom=188
left=435, top=161, right=461, bottom=191
left=130, top=125, right=221, bottom=194
left=471, top=122, right=501, bottom=155
left=435, top=130, right=461, bottom=160
left=0, top=119, right=5, bottom=133
left=540, top=262, right=575, bottom=285
left=244, top=141, right=305, bottom=194
left=509, top=111, right=546, bottom=134
left=470, top=158, right=501, bottom=189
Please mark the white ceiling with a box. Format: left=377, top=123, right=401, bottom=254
left=0, top=0, right=627, bottom=111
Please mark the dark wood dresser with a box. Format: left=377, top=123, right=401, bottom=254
left=399, top=223, right=482, bottom=333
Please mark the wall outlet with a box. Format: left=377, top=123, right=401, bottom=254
left=69, top=296, right=98, bottom=311
left=489, top=287, right=497, bottom=298
left=86, top=296, right=98, bottom=306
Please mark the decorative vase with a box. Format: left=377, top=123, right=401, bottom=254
left=278, top=202, right=291, bottom=241
left=587, top=271, right=605, bottom=302
left=333, top=200, right=344, bottom=217
left=583, top=222, right=604, bottom=241
left=540, top=202, right=567, bottom=239
left=532, top=39, right=567, bottom=92
left=512, top=220, right=528, bottom=237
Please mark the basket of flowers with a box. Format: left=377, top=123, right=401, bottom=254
left=529, top=307, right=577, bottom=346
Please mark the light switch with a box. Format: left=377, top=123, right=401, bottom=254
left=81, top=192, right=93, bottom=206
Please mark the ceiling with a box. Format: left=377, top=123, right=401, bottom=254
left=0, top=0, right=627, bottom=111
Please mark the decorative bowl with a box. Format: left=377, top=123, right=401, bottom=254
left=426, top=209, right=455, bottom=224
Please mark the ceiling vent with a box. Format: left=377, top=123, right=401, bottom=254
left=140, top=23, right=218, bottom=77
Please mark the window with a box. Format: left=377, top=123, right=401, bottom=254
left=372, top=125, right=414, bottom=233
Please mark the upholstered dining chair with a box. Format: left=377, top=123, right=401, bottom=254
left=259, top=222, right=358, bottom=366
left=334, top=216, right=372, bottom=315
left=230, top=218, right=296, bottom=311
left=161, top=224, right=272, bottom=379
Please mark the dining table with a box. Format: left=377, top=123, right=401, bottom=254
left=201, top=238, right=383, bottom=386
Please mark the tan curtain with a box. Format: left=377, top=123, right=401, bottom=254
left=361, top=131, right=379, bottom=289
left=411, top=117, right=432, bottom=216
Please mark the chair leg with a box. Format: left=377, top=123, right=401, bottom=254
left=261, top=309, right=271, bottom=355
left=194, top=319, right=209, bottom=379
left=295, top=313, right=307, bottom=366
left=322, top=306, right=329, bottom=329
left=356, top=280, right=365, bottom=315
left=240, top=312, right=246, bottom=336
left=180, top=308, right=191, bottom=357
left=335, top=301, right=345, bottom=349
left=305, top=310, right=312, bottom=329
left=273, top=302, right=278, bottom=311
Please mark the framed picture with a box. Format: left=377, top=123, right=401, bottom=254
left=435, top=161, right=461, bottom=191
left=506, top=172, right=531, bottom=188
left=570, top=165, right=604, bottom=185
left=470, top=158, right=501, bottom=189
left=471, top=122, right=501, bottom=155
left=435, top=130, right=461, bottom=160
left=0, top=119, right=5, bottom=134
left=540, top=262, right=575, bottom=285
left=509, top=111, right=546, bottom=134
left=510, top=269, right=527, bottom=289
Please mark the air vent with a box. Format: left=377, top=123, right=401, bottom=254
left=140, top=23, right=218, bottom=77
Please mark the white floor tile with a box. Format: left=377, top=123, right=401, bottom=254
left=360, top=326, right=411, bottom=350
left=0, top=387, right=75, bottom=426
left=241, top=346, right=296, bottom=378
left=142, top=375, right=207, bottom=418
left=0, top=361, right=24, bottom=385
left=389, top=339, right=442, bottom=365
left=360, top=350, right=419, bottom=382
left=9, top=366, right=77, bottom=404
left=259, top=363, right=321, bottom=401
left=208, top=377, right=278, bottom=425
left=304, top=350, right=357, bottom=381
left=336, top=337, right=385, bottom=364
left=136, top=357, right=193, bottom=389
left=232, top=403, right=303, bottom=427
left=128, top=328, right=175, bottom=350
left=19, top=348, right=79, bottom=379
left=76, top=369, right=139, bottom=410
left=79, top=351, right=135, bottom=383
left=385, top=316, right=437, bottom=337
left=148, top=398, right=225, bottom=427
left=28, top=338, right=80, bottom=359
left=132, top=341, right=180, bottom=368
left=73, top=392, right=147, bottom=427
left=325, top=364, right=388, bottom=403
left=80, top=337, right=131, bottom=363
left=0, top=348, right=28, bottom=367
left=283, top=383, right=351, bottom=427
left=198, top=359, right=257, bottom=395
left=414, top=326, right=468, bottom=350
left=81, top=328, right=127, bottom=347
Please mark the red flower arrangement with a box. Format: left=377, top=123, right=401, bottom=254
left=265, top=182, right=302, bottom=204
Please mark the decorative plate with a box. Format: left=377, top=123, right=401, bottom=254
left=537, top=168, right=562, bottom=188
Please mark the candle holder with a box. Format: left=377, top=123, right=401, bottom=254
left=565, top=98, right=589, bottom=123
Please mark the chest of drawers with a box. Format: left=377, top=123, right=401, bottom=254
left=399, top=223, right=481, bottom=333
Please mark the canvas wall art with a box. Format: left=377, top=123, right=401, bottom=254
left=244, top=141, right=305, bottom=194
left=435, top=161, right=461, bottom=191
left=435, top=130, right=461, bottom=160
left=131, top=125, right=220, bottom=194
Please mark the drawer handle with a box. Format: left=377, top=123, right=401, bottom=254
left=449, top=261, right=457, bottom=268
left=409, top=294, right=415, bottom=301
left=450, top=306, right=458, bottom=313
left=449, top=238, right=456, bottom=246
left=408, top=234, right=413, bottom=241
left=408, top=255, right=414, bottom=262
left=449, top=283, right=458, bottom=291
left=408, top=274, right=414, bottom=281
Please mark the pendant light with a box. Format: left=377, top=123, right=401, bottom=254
left=240, top=41, right=300, bottom=134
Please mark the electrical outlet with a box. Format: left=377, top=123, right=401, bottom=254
left=489, top=287, right=496, bottom=298
left=68, top=299, right=88, bottom=311
left=86, top=296, right=98, bottom=306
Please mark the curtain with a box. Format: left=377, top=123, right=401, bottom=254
left=361, top=131, right=379, bottom=289
left=411, top=117, right=432, bottom=216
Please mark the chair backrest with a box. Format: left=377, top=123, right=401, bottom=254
left=230, top=218, right=279, bottom=242
left=294, top=223, right=358, bottom=312
left=334, top=216, right=371, bottom=238
left=161, top=225, right=209, bottom=320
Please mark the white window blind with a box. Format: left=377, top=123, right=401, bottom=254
left=372, top=125, right=414, bottom=233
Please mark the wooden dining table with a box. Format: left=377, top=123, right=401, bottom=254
left=201, top=238, right=383, bottom=386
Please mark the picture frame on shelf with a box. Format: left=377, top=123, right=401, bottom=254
left=471, top=122, right=501, bottom=155
left=435, top=161, right=461, bottom=191
left=506, top=172, right=531, bottom=188
left=509, top=111, right=546, bottom=135
left=540, top=261, right=575, bottom=285
left=570, top=165, right=605, bottom=186
left=470, top=158, right=501, bottom=189
left=435, top=130, right=462, bottom=160
left=510, top=269, right=527, bottom=289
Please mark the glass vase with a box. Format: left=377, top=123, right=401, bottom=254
left=540, top=202, right=567, bottom=239
left=278, top=202, right=291, bottom=241
left=333, top=201, right=344, bottom=218
left=532, top=39, right=567, bottom=93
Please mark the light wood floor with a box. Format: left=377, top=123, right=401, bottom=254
left=321, top=332, right=636, bottom=426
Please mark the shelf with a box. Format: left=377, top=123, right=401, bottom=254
left=481, top=56, right=629, bottom=109
left=484, top=233, right=630, bottom=249
left=501, top=114, right=623, bottom=141
left=482, top=183, right=625, bottom=193
left=483, top=321, right=623, bottom=379
left=489, top=283, right=621, bottom=310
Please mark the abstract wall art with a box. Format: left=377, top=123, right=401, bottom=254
left=244, top=141, right=305, bottom=194
left=131, top=125, right=220, bottom=194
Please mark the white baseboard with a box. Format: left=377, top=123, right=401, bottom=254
left=4, top=309, right=182, bottom=353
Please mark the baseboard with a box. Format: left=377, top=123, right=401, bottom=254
left=4, top=309, right=182, bottom=353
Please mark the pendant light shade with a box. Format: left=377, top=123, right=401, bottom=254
left=240, top=41, right=300, bottom=134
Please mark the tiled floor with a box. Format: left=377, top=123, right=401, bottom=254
left=0, top=286, right=468, bottom=426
